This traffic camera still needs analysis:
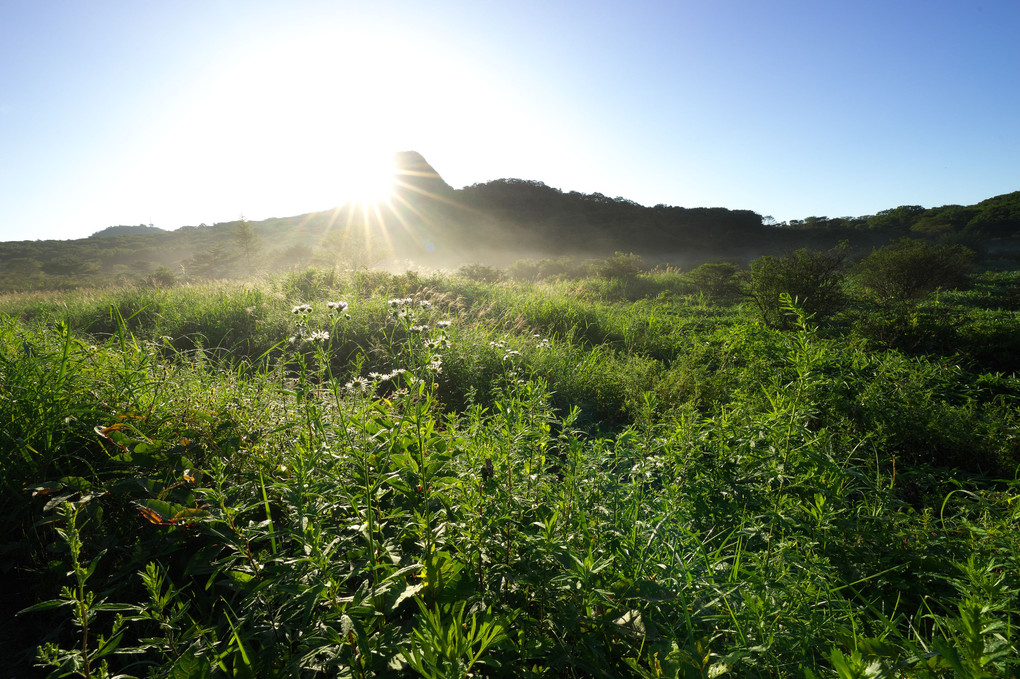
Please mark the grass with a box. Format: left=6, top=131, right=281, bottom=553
left=1, top=266, right=1018, bottom=677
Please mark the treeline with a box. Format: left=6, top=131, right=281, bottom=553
left=2, top=159, right=1018, bottom=293
left=783, top=191, right=1020, bottom=239
left=452, top=178, right=767, bottom=257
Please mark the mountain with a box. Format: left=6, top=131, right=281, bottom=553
left=0, top=153, right=1017, bottom=290
left=391, top=151, right=454, bottom=198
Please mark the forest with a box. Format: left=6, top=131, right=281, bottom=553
left=1, top=227, right=1019, bottom=676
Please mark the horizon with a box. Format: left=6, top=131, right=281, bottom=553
left=2, top=1, right=1019, bottom=243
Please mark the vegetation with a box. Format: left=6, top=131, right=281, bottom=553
left=855, top=238, right=974, bottom=303
left=2, top=251, right=1018, bottom=677
left=2, top=152, right=1017, bottom=294
left=747, top=245, right=848, bottom=328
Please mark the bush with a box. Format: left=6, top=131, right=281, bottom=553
left=597, top=252, right=646, bottom=281
left=458, top=263, right=505, bottom=283
left=748, top=246, right=847, bottom=328
left=684, top=261, right=745, bottom=300
left=855, top=238, right=973, bottom=303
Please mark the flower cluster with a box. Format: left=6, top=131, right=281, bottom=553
left=345, top=368, right=409, bottom=396
left=289, top=301, right=350, bottom=345
left=368, top=368, right=407, bottom=381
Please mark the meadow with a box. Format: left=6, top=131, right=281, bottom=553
left=1, top=258, right=1018, bottom=677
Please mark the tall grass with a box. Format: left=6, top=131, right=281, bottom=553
left=1, top=268, right=1017, bottom=677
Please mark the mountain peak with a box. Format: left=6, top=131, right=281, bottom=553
left=391, top=151, right=453, bottom=197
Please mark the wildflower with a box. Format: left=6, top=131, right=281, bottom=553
left=327, top=301, right=348, bottom=313
left=345, top=376, right=371, bottom=394
left=419, top=300, right=432, bottom=309
left=291, top=304, right=312, bottom=315
left=309, top=330, right=330, bottom=342
left=437, top=320, right=452, bottom=328
left=409, top=324, right=428, bottom=333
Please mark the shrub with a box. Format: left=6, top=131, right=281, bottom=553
left=855, top=238, right=974, bottom=303
left=684, top=261, right=745, bottom=300
left=748, top=246, right=847, bottom=328
left=458, top=263, right=505, bottom=283
left=597, top=252, right=646, bottom=280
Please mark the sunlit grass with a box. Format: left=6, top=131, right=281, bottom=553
left=1, top=267, right=1018, bottom=677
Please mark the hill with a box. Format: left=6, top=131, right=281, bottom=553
left=0, top=153, right=1017, bottom=291
left=90, top=224, right=169, bottom=238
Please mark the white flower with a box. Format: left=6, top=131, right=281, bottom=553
left=419, top=300, right=433, bottom=309
left=291, top=304, right=312, bottom=314
left=437, top=320, right=452, bottom=328
left=327, top=301, right=348, bottom=312
left=310, top=330, right=330, bottom=342
left=345, top=376, right=371, bottom=393
left=409, top=324, right=429, bottom=333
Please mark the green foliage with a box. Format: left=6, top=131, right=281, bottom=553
left=598, top=252, right=647, bottom=281
left=683, top=261, right=745, bottom=300
left=855, top=237, right=974, bottom=303
left=1, top=265, right=1018, bottom=677
left=748, top=245, right=848, bottom=328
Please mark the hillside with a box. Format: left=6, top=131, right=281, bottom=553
left=1, top=153, right=1018, bottom=291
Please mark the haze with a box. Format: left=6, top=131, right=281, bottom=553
left=2, top=0, right=1018, bottom=242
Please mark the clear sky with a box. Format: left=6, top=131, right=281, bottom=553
left=2, top=0, right=1018, bottom=242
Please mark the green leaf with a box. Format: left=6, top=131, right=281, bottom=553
left=393, top=583, right=424, bottom=612
left=18, top=599, right=71, bottom=614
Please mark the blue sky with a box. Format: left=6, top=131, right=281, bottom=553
left=1, top=0, right=1018, bottom=242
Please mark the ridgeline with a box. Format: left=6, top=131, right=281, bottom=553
left=1, top=152, right=1018, bottom=290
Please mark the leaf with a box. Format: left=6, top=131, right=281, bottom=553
left=94, top=628, right=126, bottom=659
left=26, top=482, right=64, bottom=497
left=171, top=507, right=208, bottom=524
left=226, top=570, right=255, bottom=585
left=136, top=499, right=175, bottom=525
left=613, top=609, right=646, bottom=638
left=169, top=652, right=213, bottom=679
left=18, top=599, right=71, bottom=614
left=392, top=583, right=424, bottom=611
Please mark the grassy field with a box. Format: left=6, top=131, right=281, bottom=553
left=1, top=263, right=1018, bottom=677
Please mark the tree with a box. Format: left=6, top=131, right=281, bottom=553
left=865, top=205, right=926, bottom=231
left=233, top=216, right=262, bottom=273
left=749, top=245, right=848, bottom=328
left=855, top=238, right=973, bottom=303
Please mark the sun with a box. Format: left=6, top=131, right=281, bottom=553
left=336, top=150, right=398, bottom=206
